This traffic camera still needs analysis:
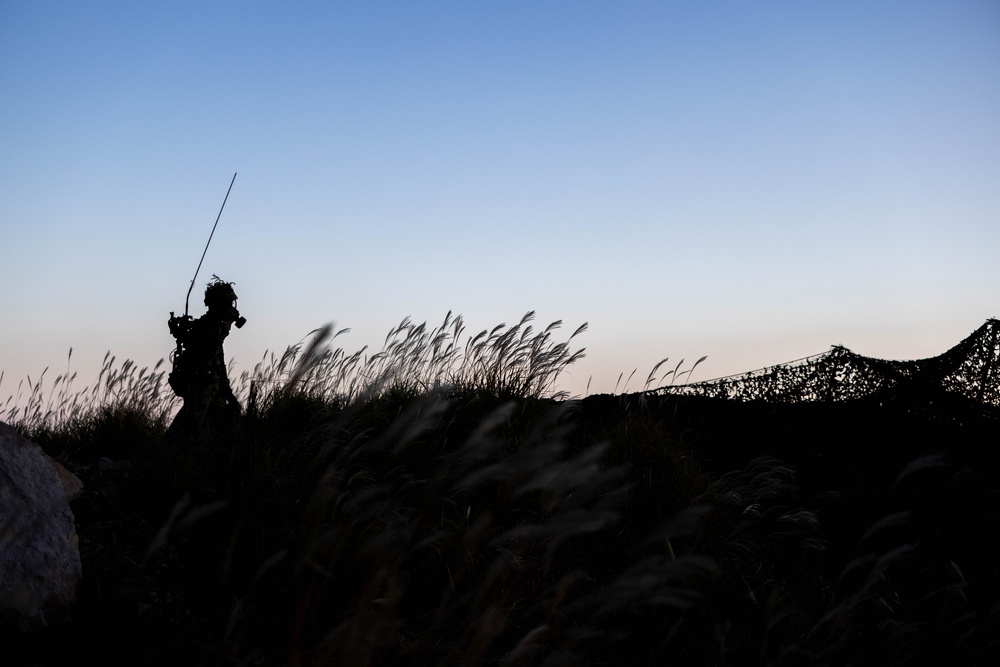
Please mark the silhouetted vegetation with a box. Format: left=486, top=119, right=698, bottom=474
left=3, top=315, right=998, bottom=666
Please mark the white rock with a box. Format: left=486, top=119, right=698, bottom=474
left=0, top=421, right=83, bottom=631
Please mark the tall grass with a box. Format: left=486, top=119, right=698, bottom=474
left=1, top=349, right=176, bottom=434
left=2, top=312, right=997, bottom=666
left=239, top=311, right=588, bottom=407
left=2, top=312, right=585, bottom=443
left=1, top=350, right=177, bottom=461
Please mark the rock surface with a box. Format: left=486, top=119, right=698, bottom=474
left=0, top=421, right=83, bottom=631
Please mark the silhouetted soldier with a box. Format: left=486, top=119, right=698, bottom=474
left=167, top=276, right=246, bottom=438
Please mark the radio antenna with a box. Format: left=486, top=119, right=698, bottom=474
left=185, top=172, right=237, bottom=317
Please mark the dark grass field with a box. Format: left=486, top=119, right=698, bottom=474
left=3, top=316, right=999, bottom=666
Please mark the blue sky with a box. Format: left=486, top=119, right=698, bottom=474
left=2, top=1, right=998, bottom=399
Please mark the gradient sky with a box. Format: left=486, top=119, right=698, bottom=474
left=2, top=1, right=998, bottom=401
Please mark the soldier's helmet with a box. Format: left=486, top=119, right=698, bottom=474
left=204, top=276, right=238, bottom=310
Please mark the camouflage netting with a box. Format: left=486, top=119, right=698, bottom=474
left=652, top=319, right=1000, bottom=406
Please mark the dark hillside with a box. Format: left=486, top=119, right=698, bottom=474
left=572, top=325, right=1000, bottom=665
left=3, top=319, right=998, bottom=666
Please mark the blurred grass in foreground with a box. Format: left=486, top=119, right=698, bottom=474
left=2, top=313, right=998, bottom=666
